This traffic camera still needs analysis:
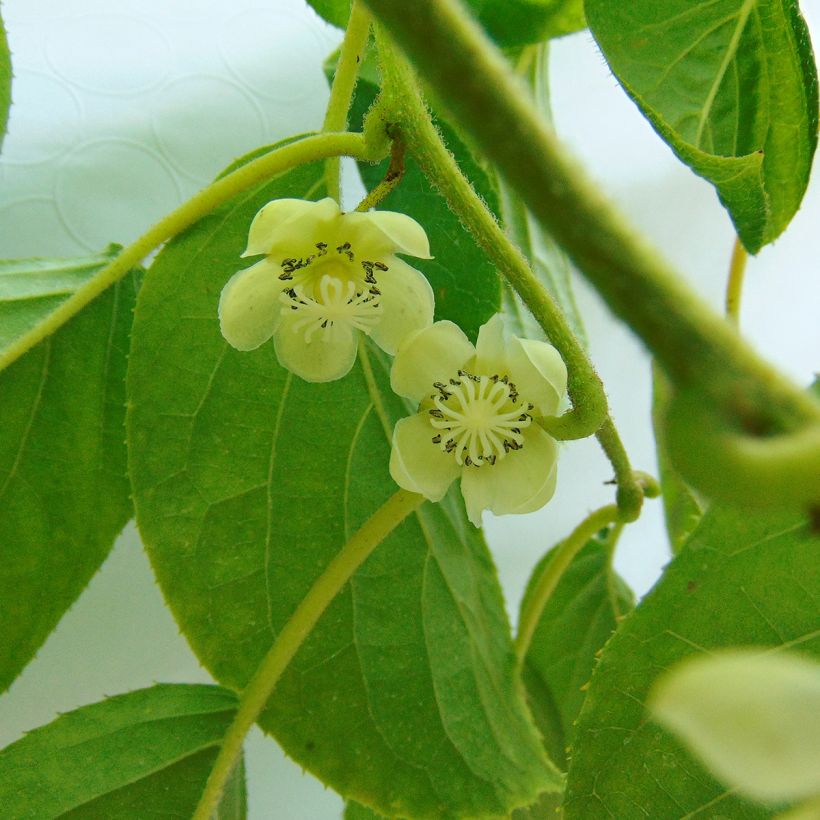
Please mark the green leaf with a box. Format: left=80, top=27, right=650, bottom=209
left=521, top=530, right=634, bottom=769
left=652, top=363, right=704, bottom=553
left=466, top=0, right=586, bottom=46
left=343, top=56, right=501, bottom=341
left=0, top=684, right=245, bottom=818
left=586, top=0, right=819, bottom=253
left=127, top=144, right=560, bottom=817
left=0, top=249, right=121, bottom=364
left=564, top=507, right=820, bottom=818
left=0, top=251, right=137, bottom=693
left=0, top=10, right=10, bottom=152
left=306, top=0, right=351, bottom=29
left=345, top=801, right=383, bottom=820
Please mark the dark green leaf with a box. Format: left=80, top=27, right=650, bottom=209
left=0, top=10, right=10, bottom=152
left=127, top=144, right=560, bottom=817
left=306, top=0, right=351, bottom=29
left=564, top=507, right=819, bottom=818
left=0, top=251, right=137, bottom=693
left=343, top=55, right=502, bottom=341
left=466, top=0, right=586, bottom=46
left=586, top=0, right=819, bottom=252
left=521, top=531, right=634, bottom=769
left=652, top=363, right=704, bottom=553
left=0, top=684, right=245, bottom=819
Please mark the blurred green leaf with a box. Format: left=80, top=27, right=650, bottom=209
left=0, top=250, right=137, bottom=693
left=305, top=0, right=351, bottom=28
left=0, top=11, right=10, bottom=152
left=0, top=684, right=245, bottom=818
left=521, top=531, right=634, bottom=769
left=127, top=143, right=560, bottom=817
left=586, top=0, right=819, bottom=252
left=564, top=507, right=819, bottom=818
left=649, top=650, right=820, bottom=805
left=467, top=0, right=586, bottom=46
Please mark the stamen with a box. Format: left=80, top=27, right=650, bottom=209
left=428, top=369, right=533, bottom=466
left=279, top=273, right=382, bottom=342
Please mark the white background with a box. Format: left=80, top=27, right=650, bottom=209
left=1, top=0, right=818, bottom=817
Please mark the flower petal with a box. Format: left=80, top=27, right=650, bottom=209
left=218, top=259, right=282, bottom=351
left=474, top=313, right=508, bottom=378
left=242, top=197, right=340, bottom=258
left=368, top=258, right=434, bottom=355
left=344, top=209, right=432, bottom=259
left=273, top=314, right=358, bottom=383
left=390, top=414, right=460, bottom=501
left=504, top=337, right=568, bottom=417
left=460, top=425, right=558, bottom=525
left=390, top=321, right=475, bottom=404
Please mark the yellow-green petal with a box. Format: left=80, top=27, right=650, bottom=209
left=345, top=209, right=432, bottom=259
left=390, top=321, right=475, bottom=404
left=273, top=315, right=359, bottom=383
left=474, top=313, right=507, bottom=378
left=390, top=414, right=460, bottom=501
left=460, top=426, right=558, bottom=526
left=218, top=259, right=282, bottom=351
left=369, top=258, right=434, bottom=355
left=648, top=650, right=820, bottom=804
left=504, top=337, right=567, bottom=417
left=242, top=197, right=340, bottom=258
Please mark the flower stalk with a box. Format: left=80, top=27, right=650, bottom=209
left=192, top=489, right=424, bottom=820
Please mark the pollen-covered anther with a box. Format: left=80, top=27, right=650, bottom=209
left=428, top=371, right=534, bottom=466
left=279, top=273, right=382, bottom=343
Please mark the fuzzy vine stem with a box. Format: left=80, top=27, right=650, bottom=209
left=192, top=488, right=424, bottom=820
left=0, top=131, right=381, bottom=374
left=362, top=0, right=820, bottom=509
left=373, top=34, right=647, bottom=519
left=322, top=1, right=372, bottom=202
left=516, top=504, right=620, bottom=660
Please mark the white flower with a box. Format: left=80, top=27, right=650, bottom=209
left=389, top=315, right=567, bottom=527
left=218, top=197, right=434, bottom=382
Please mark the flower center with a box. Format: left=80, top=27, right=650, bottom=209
left=275, top=241, right=387, bottom=342
left=428, top=370, right=534, bottom=467
left=280, top=274, right=381, bottom=342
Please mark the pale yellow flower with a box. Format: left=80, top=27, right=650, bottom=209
left=389, top=315, right=567, bottom=526
left=219, top=197, right=434, bottom=382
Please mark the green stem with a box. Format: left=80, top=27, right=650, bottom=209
left=516, top=504, right=620, bottom=660
left=376, top=38, right=606, bottom=443
left=375, top=36, right=648, bottom=518
left=192, top=488, right=424, bottom=820
left=362, top=0, right=820, bottom=439
left=725, top=235, right=748, bottom=325
left=355, top=135, right=406, bottom=211
left=0, top=132, right=378, bottom=374
left=322, top=1, right=372, bottom=202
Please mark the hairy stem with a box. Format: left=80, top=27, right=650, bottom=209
left=725, top=236, right=748, bottom=325
left=355, top=135, right=406, bottom=211
left=0, top=132, right=379, bottom=374
left=322, top=1, right=372, bottom=201
left=362, top=0, right=820, bottom=439
left=192, top=488, right=424, bottom=820
left=376, top=38, right=605, bottom=442
left=516, top=504, right=620, bottom=660
left=374, top=36, right=647, bottom=518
